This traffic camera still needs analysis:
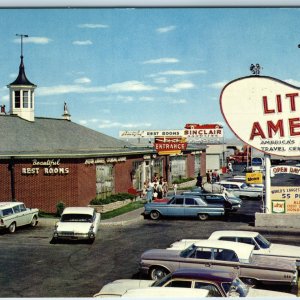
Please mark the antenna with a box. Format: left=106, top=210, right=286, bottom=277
left=16, top=34, right=29, bottom=57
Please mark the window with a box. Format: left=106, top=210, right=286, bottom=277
left=13, top=205, right=20, bottom=213
left=15, top=91, right=21, bottom=108
left=219, top=236, right=236, bottom=242
left=194, top=282, right=222, bottom=297
left=214, top=249, right=239, bottom=262
left=2, top=208, right=14, bottom=216
left=19, top=204, right=27, bottom=212
left=191, top=248, right=212, bottom=259
left=23, top=91, right=29, bottom=108
left=174, top=198, right=184, bottom=205
left=165, top=280, right=192, bottom=288
left=238, top=237, right=255, bottom=246
left=185, top=198, right=196, bottom=205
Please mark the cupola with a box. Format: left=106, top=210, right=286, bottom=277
left=7, top=34, right=36, bottom=122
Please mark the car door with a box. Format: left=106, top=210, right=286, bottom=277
left=12, top=204, right=27, bottom=226
left=166, top=197, right=185, bottom=216
left=19, top=203, right=32, bottom=225
left=179, top=247, right=214, bottom=271
left=183, top=197, right=198, bottom=217
left=209, top=248, right=241, bottom=278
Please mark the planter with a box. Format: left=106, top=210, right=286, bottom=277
left=89, top=199, right=133, bottom=213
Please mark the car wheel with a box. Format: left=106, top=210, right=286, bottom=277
left=198, top=213, right=208, bottom=221
left=8, top=222, right=16, bottom=233
left=30, top=216, right=38, bottom=227
left=150, top=267, right=168, bottom=280
left=150, top=210, right=160, bottom=220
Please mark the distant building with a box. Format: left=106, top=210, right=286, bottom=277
left=0, top=52, right=206, bottom=212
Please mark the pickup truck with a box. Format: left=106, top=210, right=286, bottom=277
left=217, top=181, right=264, bottom=199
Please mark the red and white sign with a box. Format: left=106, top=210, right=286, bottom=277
left=220, top=76, right=300, bottom=157
left=154, top=136, right=187, bottom=155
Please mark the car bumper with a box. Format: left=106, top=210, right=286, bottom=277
left=53, top=231, right=96, bottom=240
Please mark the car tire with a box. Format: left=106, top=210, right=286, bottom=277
left=150, top=266, right=168, bottom=280
left=150, top=210, right=160, bottom=220
left=30, top=216, right=38, bottom=227
left=198, top=213, right=208, bottom=221
left=8, top=222, right=16, bottom=233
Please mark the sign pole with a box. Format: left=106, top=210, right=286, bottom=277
left=264, top=154, right=271, bottom=214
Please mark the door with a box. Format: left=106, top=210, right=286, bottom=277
left=167, top=197, right=185, bottom=216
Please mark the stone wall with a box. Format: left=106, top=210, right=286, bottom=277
left=255, top=213, right=300, bottom=228
left=89, top=199, right=133, bottom=213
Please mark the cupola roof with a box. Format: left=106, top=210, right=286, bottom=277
left=9, top=56, right=36, bottom=87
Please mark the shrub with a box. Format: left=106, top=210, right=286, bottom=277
left=56, top=201, right=65, bottom=217
left=90, top=193, right=135, bottom=205
left=172, top=177, right=194, bottom=185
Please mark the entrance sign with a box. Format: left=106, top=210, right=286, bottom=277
left=220, top=76, right=300, bottom=157
left=154, top=136, right=187, bottom=155
left=271, top=186, right=300, bottom=213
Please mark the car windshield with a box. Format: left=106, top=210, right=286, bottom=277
left=254, top=234, right=271, bottom=249
left=180, top=244, right=197, bottom=258
left=227, top=278, right=249, bottom=297
left=151, top=273, right=172, bottom=287
left=61, top=213, right=93, bottom=222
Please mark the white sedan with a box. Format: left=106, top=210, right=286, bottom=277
left=52, top=207, right=100, bottom=243
left=168, top=230, right=300, bottom=261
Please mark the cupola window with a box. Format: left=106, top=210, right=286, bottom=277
left=15, top=91, right=21, bottom=108
left=23, top=91, right=29, bottom=108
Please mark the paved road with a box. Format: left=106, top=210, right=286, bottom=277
left=0, top=199, right=299, bottom=297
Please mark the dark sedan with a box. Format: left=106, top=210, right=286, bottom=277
left=143, top=195, right=225, bottom=221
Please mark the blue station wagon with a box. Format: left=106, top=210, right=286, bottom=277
left=143, top=195, right=225, bottom=221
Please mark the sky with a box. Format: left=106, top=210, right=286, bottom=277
left=1, top=7, right=300, bottom=140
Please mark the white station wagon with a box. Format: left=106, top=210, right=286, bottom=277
left=53, top=207, right=101, bottom=243
left=0, top=201, right=39, bottom=233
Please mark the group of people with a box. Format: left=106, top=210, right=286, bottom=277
left=205, top=170, right=220, bottom=184
left=143, top=174, right=169, bottom=202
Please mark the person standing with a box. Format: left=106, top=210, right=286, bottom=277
left=173, top=182, right=178, bottom=195
left=196, top=173, right=202, bottom=188
left=146, top=184, right=153, bottom=203
left=162, top=179, right=169, bottom=197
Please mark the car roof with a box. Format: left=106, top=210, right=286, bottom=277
left=219, top=181, right=243, bottom=185
left=121, top=287, right=209, bottom=297
left=209, top=230, right=259, bottom=239
left=172, top=268, right=235, bottom=282
left=0, top=202, right=25, bottom=209
left=62, top=207, right=94, bottom=215
left=192, top=239, right=254, bottom=260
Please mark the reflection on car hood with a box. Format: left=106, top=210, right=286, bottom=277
left=251, top=254, right=296, bottom=271
left=141, top=249, right=181, bottom=260
left=247, top=288, right=296, bottom=297
left=268, top=243, right=300, bottom=259
left=56, top=222, right=92, bottom=232
left=95, top=279, right=154, bottom=296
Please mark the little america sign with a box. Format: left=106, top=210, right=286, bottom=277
left=220, top=76, right=300, bottom=157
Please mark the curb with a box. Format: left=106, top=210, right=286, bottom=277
left=100, top=215, right=144, bottom=226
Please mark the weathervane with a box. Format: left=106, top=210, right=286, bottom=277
left=16, top=34, right=29, bottom=57
left=250, top=63, right=261, bottom=76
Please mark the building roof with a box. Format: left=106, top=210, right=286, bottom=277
left=0, top=115, right=154, bottom=158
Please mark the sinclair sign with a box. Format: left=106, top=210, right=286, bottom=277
left=220, top=76, right=300, bottom=157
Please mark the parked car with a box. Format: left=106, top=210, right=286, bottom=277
left=93, top=268, right=296, bottom=297
left=0, top=201, right=39, bottom=233
left=226, top=176, right=264, bottom=188
left=143, top=195, right=225, bottom=221
left=115, top=287, right=210, bottom=298
left=209, top=230, right=300, bottom=261
left=52, top=207, right=101, bottom=243
left=182, top=191, right=242, bottom=212
left=217, top=181, right=264, bottom=199
left=140, top=240, right=298, bottom=286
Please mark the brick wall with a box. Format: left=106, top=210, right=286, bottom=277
left=0, top=158, right=96, bottom=213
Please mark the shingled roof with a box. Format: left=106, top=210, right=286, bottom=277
left=0, top=115, right=153, bottom=158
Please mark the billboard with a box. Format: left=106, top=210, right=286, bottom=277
left=271, top=186, right=300, bottom=213
left=220, top=76, right=300, bottom=157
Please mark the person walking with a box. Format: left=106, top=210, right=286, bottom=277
left=173, top=182, right=178, bottom=195
left=162, top=179, right=169, bottom=197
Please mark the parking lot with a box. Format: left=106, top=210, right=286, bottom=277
left=0, top=198, right=300, bottom=297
